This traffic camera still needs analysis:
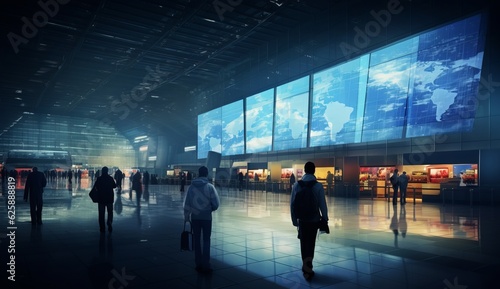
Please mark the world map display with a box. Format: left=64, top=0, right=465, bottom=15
left=405, top=14, right=484, bottom=137
left=310, top=55, right=369, bottom=146
left=197, top=100, right=244, bottom=159
left=198, top=14, right=486, bottom=158
left=197, top=107, right=221, bottom=159
left=311, top=14, right=485, bottom=145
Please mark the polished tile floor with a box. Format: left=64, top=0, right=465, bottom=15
left=1, top=179, right=499, bottom=288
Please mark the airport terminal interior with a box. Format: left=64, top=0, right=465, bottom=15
left=1, top=180, right=499, bottom=289
left=1, top=0, right=500, bottom=288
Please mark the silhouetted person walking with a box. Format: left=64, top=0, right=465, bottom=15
left=132, top=171, right=142, bottom=207
left=183, top=166, right=220, bottom=274
left=143, top=170, right=150, bottom=190
left=390, top=169, right=399, bottom=205
left=289, top=172, right=296, bottom=193
left=24, top=167, right=47, bottom=225
left=238, top=172, right=243, bottom=191
left=399, top=171, right=409, bottom=204
left=114, top=168, right=123, bottom=191
left=326, top=171, right=333, bottom=195
left=93, top=166, right=116, bottom=233
left=290, top=161, right=328, bottom=281
left=179, top=172, right=186, bottom=192
left=143, top=170, right=150, bottom=201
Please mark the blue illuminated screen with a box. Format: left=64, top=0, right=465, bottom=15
left=197, top=107, right=221, bottom=159
left=246, top=89, right=274, bottom=153
left=311, top=14, right=485, bottom=145
left=310, top=55, right=369, bottom=146
left=198, top=14, right=486, bottom=157
left=273, top=76, right=310, bottom=151
left=221, top=100, right=244, bottom=156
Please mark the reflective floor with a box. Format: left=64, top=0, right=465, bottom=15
left=1, top=180, right=499, bottom=288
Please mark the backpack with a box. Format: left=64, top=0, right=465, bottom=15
left=390, top=174, right=399, bottom=186
left=292, top=180, right=318, bottom=221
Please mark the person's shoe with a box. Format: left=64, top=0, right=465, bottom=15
left=37, top=221, right=43, bottom=225
left=108, top=225, right=112, bottom=232
left=195, top=266, right=202, bottom=273
left=302, top=264, right=314, bottom=281
left=100, top=227, right=105, bottom=233
left=303, top=271, right=314, bottom=281
left=202, top=267, right=213, bottom=274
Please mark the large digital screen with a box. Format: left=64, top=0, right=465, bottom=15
left=405, top=14, right=485, bottom=137
left=197, top=107, right=221, bottom=159
left=221, top=100, right=244, bottom=156
left=273, top=76, right=310, bottom=151
left=246, top=89, right=274, bottom=153
left=310, top=55, right=369, bottom=146
left=197, top=14, right=486, bottom=157
left=362, top=50, right=415, bottom=142
left=361, top=14, right=485, bottom=141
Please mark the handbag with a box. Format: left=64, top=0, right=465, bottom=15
left=319, top=218, right=330, bottom=234
left=180, top=221, right=193, bottom=251
left=89, top=186, right=99, bottom=203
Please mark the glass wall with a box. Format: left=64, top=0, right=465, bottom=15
left=0, top=114, right=136, bottom=169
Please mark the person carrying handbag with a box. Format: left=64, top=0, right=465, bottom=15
left=183, top=166, right=220, bottom=274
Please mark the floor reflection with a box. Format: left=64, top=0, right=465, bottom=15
left=0, top=184, right=497, bottom=289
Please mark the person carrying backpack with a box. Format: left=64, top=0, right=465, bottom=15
left=290, top=161, right=328, bottom=281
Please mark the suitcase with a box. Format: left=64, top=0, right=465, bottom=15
left=180, top=221, right=193, bottom=251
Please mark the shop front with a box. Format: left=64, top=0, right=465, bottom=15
left=358, top=163, right=478, bottom=203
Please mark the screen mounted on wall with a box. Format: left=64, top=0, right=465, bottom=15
left=197, top=13, right=487, bottom=158
left=246, top=89, right=274, bottom=153
left=221, top=100, right=244, bottom=156
left=197, top=107, right=222, bottom=159
left=273, top=76, right=310, bottom=151
left=310, top=55, right=369, bottom=146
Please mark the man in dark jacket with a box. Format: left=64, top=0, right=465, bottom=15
left=24, top=167, right=47, bottom=225
left=132, top=171, right=142, bottom=207
left=114, top=168, right=123, bottom=191
left=398, top=171, right=409, bottom=204
left=183, top=166, right=220, bottom=274
left=290, top=161, right=328, bottom=281
left=93, top=166, right=116, bottom=233
left=390, top=169, right=400, bottom=205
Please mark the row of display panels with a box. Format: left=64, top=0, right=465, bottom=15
left=198, top=14, right=487, bottom=159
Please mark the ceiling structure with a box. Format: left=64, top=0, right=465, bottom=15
left=1, top=0, right=336, bottom=149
